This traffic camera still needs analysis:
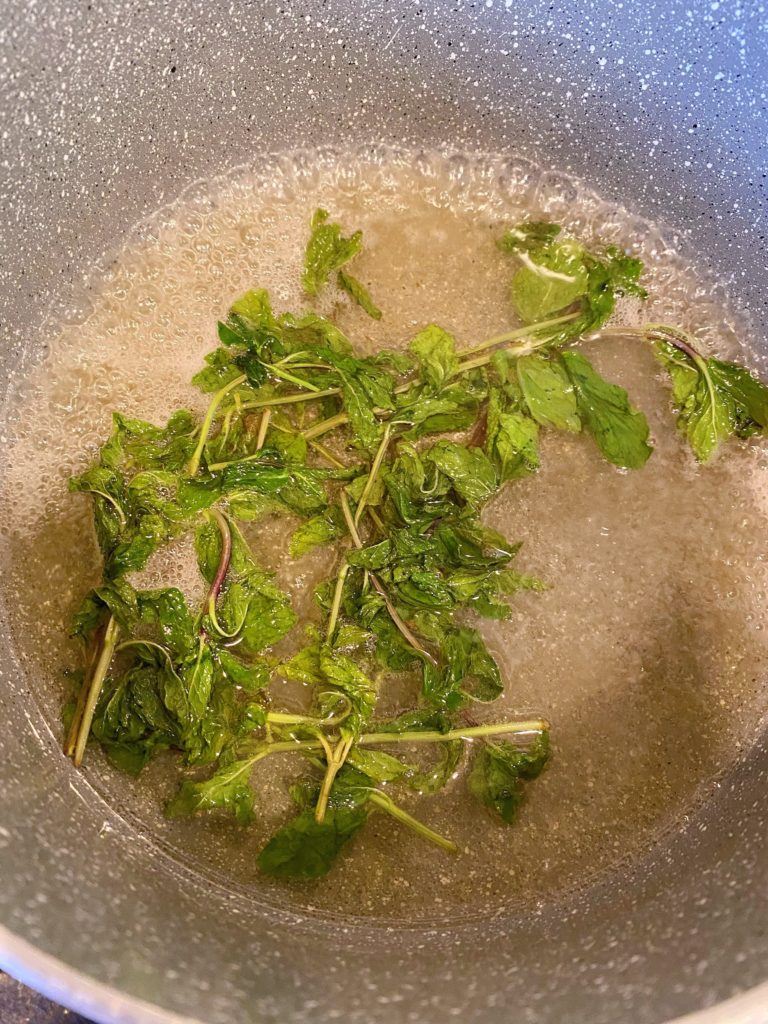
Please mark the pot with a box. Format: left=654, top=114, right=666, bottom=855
left=1, top=2, right=766, bottom=1023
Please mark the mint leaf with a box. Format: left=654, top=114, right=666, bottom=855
left=485, top=389, right=539, bottom=483
left=279, top=641, right=377, bottom=734
left=516, top=353, right=581, bottom=432
left=500, top=221, right=646, bottom=341
left=219, top=288, right=281, bottom=352
left=192, top=348, right=244, bottom=393
left=347, top=747, right=412, bottom=782
left=404, top=740, right=463, bottom=796
left=560, top=350, right=652, bottom=468
left=289, top=506, right=345, bottom=558
left=423, top=441, right=497, bottom=505
left=196, top=520, right=297, bottom=655
left=423, top=626, right=502, bottom=710
left=217, top=649, right=271, bottom=693
left=166, top=758, right=257, bottom=825
left=279, top=642, right=324, bottom=686
left=303, top=208, right=363, bottom=296
left=337, top=269, right=382, bottom=320
left=138, top=588, right=197, bottom=659
left=469, top=732, right=550, bottom=824
left=510, top=240, right=589, bottom=323
left=257, top=805, right=368, bottom=878
left=317, top=649, right=377, bottom=734
left=395, top=389, right=481, bottom=438
left=90, top=665, right=177, bottom=774
left=409, top=324, right=459, bottom=390
left=656, top=341, right=768, bottom=461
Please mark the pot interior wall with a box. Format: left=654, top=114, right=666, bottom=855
left=0, top=3, right=766, bottom=1024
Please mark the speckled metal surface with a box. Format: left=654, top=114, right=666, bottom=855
left=0, top=2, right=766, bottom=1024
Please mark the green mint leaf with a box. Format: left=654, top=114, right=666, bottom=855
left=346, top=747, right=412, bottom=783
left=510, top=240, right=589, bottom=323
left=396, top=393, right=479, bottom=438
left=341, top=375, right=380, bottom=449
left=257, top=805, right=368, bottom=878
left=516, top=353, right=581, bottom=432
left=221, top=289, right=281, bottom=350
left=656, top=341, right=768, bottom=461
left=179, top=643, right=215, bottom=727
left=405, top=740, right=463, bottom=796
left=423, top=441, right=498, bottom=505
left=346, top=538, right=392, bottom=571
left=409, top=324, right=459, bottom=390
left=101, top=410, right=198, bottom=474
left=137, top=588, right=197, bottom=659
left=485, top=389, right=540, bottom=483
left=560, top=350, right=652, bottom=468
left=469, top=732, right=550, bottom=824
left=289, top=506, right=345, bottom=558
left=303, top=208, right=364, bottom=297
left=88, top=577, right=139, bottom=631
left=332, top=623, right=373, bottom=654
left=69, top=465, right=127, bottom=556
left=337, top=270, right=382, bottom=320
left=196, top=520, right=297, bottom=655
left=166, top=758, right=257, bottom=825
left=217, top=649, right=272, bottom=693
left=570, top=248, right=646, bottom=340
left=279, top=642, right=324, bottom=686
left=500, top=222, right=646, bottom=342
left=279, top=311, right=354, bottom=355
left=91, top=662, right=178, bottom=773
left=279, top=642, right=377, bottom=732
left=317, top=649, right=377, bottom=734
left=423, top=626, right=502, bottom=710
left=392, top=569, right=455, bottom=611
left=192, top=348, right=244, bottom=393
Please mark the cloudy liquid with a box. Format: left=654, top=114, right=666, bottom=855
left=2, top=148, right=768, bottom=923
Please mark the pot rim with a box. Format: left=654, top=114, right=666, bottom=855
left=2, top=923, right=767, bottom=1024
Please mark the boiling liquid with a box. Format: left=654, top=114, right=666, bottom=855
left=2, top=148, right=767, bottom=922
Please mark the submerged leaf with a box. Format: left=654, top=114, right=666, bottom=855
left=303, top=208, right=364, bottom=296
left=510, top=240, right=589, bottom=324
left=560, top=350, right=652, bottom=469
left=409, top=324, right=459, bottom=390
left=516, top=353, right=581, bottom=433
left=166, top=758, right=257, bottom=825
left=656, top=340, right=768, bottom=461
left=423, top=441, right=497, bottom=505
left=469, top=732, right=550, bottom=824
left=337, top=270, right=382, bottom=320
left=257, top=805, right=368, bottom=878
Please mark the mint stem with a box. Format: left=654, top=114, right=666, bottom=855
left=359, top=719, right=548, bottom=745
left=354, top=423, right=392, bottom=526
left=326, top=562, right=350, bottom=643
left=368, top=791, right=458, bottom=853
left=455, top=311, right=580, bottom=358
left=237, top=387, right=342, bottom=412
left=302, top=411, right=349, bottom=441
left=315, top=734, right=355, bottom=823
left=66, top=615, right=120, bottom=767
left=207, top=508, right=232, bottom=608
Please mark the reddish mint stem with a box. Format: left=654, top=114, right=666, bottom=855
left=207, top=508, right=232, bottom=607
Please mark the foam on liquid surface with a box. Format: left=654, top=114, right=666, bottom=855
left=2, top=148, right=767, bottom=922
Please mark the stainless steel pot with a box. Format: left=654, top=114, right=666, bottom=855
left=1, top=2, right=766, bottom=1023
